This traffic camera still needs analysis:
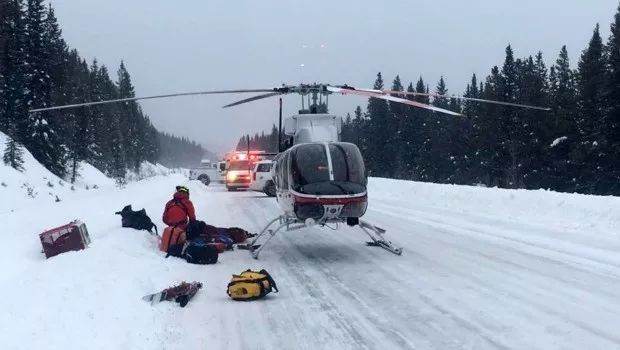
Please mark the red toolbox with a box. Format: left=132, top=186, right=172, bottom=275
left=39, top=220, right=91, bottom=259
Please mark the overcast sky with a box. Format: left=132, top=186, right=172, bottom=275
left=51, top=0, right=619, bottom=154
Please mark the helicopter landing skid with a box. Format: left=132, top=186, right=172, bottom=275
left=359, top=220, right=403, bottom=255
left=249, top=216, right=403, bottom=259
left=248, top=216, right=306, bottom=259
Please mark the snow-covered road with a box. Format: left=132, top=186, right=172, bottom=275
left=2, top=175, right=620, bottom=350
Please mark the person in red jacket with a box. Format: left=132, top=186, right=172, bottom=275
left=162, top=185, right=196, bottom=228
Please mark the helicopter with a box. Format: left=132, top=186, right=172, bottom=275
left=29, top=83, right=550, bottom=259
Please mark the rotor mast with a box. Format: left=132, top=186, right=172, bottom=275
left=297, top=84, right=330, bottom=114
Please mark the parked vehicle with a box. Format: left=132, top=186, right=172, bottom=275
left=189, top=160, right=219, bottom=185
left=249, top=160, right=276, bottom=197
left=225, top=159, right=252, bottom=191
left=223, top=150, right=274, bottom=191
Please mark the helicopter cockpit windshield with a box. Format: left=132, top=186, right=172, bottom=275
left=290, top=143, right=366, bottom=196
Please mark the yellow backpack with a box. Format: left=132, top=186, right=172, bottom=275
left=227, top=269, right=278, bottom=301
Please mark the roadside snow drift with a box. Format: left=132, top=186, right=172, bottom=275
left=0, top=131, right=114, bottom=214
left=1, top=147, right=620, bottom=349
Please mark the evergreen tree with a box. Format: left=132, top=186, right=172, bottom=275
left=66, top=58, right=93, bottom=183
left=477, top=66, right=503, bottom=186
left=604, top=4, right=620, bottom=194
left=365, top=72, right=390, bottom=177
left=500, top=45, right=522, bottom=187
left=117, top=61, right=135, bottom=169
left=547, top=46, right=578, bottom=191
left=341, top=112, right=353, bottom=143
left=397, top=82, right=421, bottom=179
left=1, top=0, right=27, bottom=169
left=411, top=77, right=434, bottom=181
left=576, top=24, right=607, bottom=193
left=23, top=0, right=65, bottom=176
left=427, top=76, right=456, bottom=182
left=515, top=53, right=549, bottom=188
left=386, top=75, right=404, bottom=177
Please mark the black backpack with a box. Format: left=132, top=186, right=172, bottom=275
left=183, top=239, right=218, bottom=265
left=115, top=205, right=158, bottom=235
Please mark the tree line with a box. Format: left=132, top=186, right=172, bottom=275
left=339, top=6, right=620, bottom=196
left=236, top=124, right=279, bottom=152
left=1, top=0, right=205, bottom=182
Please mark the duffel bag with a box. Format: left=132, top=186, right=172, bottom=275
left=227, top=269, right=278, bottom=301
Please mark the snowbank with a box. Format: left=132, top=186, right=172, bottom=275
left=368, top=177, right=620, bottom=235
left=0, top=131, right=115, bottom=213
left=125, top=161, right=182, bottom=182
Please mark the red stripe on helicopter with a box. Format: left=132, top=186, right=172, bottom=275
left=293, top=195, right=367, bottom=205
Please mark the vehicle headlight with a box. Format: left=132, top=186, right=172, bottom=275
left=227, top=173, right=237, bottom=181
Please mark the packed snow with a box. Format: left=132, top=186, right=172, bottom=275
left=1, top=144, right=620, bottom=349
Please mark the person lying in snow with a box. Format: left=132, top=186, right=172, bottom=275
left=162, top=185, right=196, bottom=230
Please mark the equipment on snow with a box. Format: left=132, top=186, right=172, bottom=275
left=142, top=281, right=203, bottom=307
left=39, top=220, right=91, bottom=259
left=227, top=269, right=278, bottom=301
left=115, top=205, right=158, bottom=236
left=226, top=227, right=250, bottom=243
left=165, top=240, right=218, bottom=264
left=214, top=235, right=234, bottom=250
left=160, top=226, right=186, bottom=253
left=183, top=239, right=218, bottom=264
left=195, top=224, right=254, bottom=243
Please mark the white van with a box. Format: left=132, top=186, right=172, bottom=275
left=249, top=160, right=276, bottom=197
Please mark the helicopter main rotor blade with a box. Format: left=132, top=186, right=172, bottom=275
left=28, top=89, right=276, bottom=113
left=378, top=90, right=551, bottom=111
left=327, top=86, right=462, bottom=116
left=222, top=92, right=284, bottom=108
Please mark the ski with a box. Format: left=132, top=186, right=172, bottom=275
left=142, top=281, right=203, bottom=307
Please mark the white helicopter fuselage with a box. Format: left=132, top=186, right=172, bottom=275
left=271, top=114, right=368, bottom=224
